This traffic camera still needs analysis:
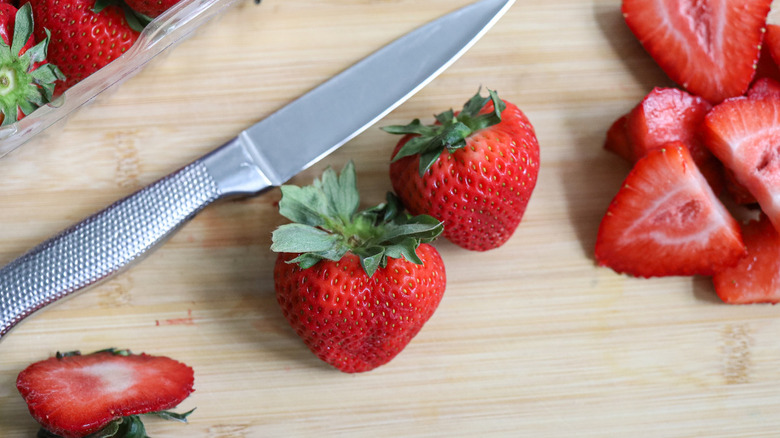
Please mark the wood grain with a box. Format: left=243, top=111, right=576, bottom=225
left=1, top=0, right=779, bottom=436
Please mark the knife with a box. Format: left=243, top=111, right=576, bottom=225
left=0, top=0, right=515, bottom=340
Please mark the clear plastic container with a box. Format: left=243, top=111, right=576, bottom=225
left=0, top=0, right=243, bottom=158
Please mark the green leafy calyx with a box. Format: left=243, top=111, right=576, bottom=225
left=383, top=88, right=506, bottom=176
left=271, top=161, right=443, bottom=277
left=93, top=0, right=153, bottom=33
left=0, top=3, right=65, bottom=126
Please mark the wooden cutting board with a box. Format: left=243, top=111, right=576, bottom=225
left=1, top=0, right=779, bottom=436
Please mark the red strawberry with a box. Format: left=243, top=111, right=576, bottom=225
left=713, top=214, right=780, bottom=304
left=604, top=114, right=632, bottom=162
left=747, top=77, right=780, bottom=100
left=595, top=143, right=745, bottom=278
left=701, top=94, right=780, bottom=231
left=764, top=24, right=780, bottom=72
left=621, top=0, right=771, bottom=103
left=385, top=89, right=540, bottom=251
left=16, top=349, right=195, bottom=438
left=604, top=87, right=723, bottom=193
left=271, top=162, right=446, bottom=373
left=0, top=3, right=63, bottom=125
left=24, top=0, right=151, bottom=95
left=124, top=0, right=180, bottom=18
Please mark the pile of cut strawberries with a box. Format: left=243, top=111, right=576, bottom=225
left=596, top=0, right=780, bottom=304
left=0, top=0, right=182, bottom=125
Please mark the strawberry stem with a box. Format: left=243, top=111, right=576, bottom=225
left=383, top=88, right=507, bottom=175
left=0, top=5, right=64, bottom=125
left=271, top=161, right=443, bottom=276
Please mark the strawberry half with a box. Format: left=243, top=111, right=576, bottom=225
left=595, top=143, right=745, bottom=278
left=16, top=349, right=195, bottom=438
left=621, top=0, right=771, bottom=103
left=0, top=3, right=64, bottom=125
left=713, top=214, right=780, bottom=304
left=271, top=162, right=446, bottom=373
left=701, top=94, right=780, bottom=231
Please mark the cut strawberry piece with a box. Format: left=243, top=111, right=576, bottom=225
left=621, top=0, right=771, bottom=103
left=701, top=94, right=780, bottom=231
left=625, top=88, right=712, bottom=158
left=606, top=87, right=724, bottom=193
left=595, top=143, right=745, bottom=278
left=764, top=24, right=780, bottom=73
left=747, top=77, right=780, bottom=100
left=713, top=214, right=780, bottom=304
left=604, top=114, right=632, bottom=161
left=16, top=349, right=194, bottom=438
left=752, top=40, right=780, bottom=85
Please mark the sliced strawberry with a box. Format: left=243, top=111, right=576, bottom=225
left=607, top=87, right=724, bottom=192
left=752, top=39, right=780, bottom=85
left=16, top=349, right=194, bottom=438
left=595, top=143, right=745, bottom=278
left=625, top=88, right=712, bottom=157
left=723, top=166, right=758, bottom=205
left=747, top=77, right=780, bottom=100
left=604, top=114, right=632, bottom=161
left=713, top=214, right=780, bottom=304
left=701, top=94, right=780, bottom=231
left=621, top=0, right=771, bottom=103
left=764, top=23, right=780, bottom=73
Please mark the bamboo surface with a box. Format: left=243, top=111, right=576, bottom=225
left=1, top=0, right=779, bottom=436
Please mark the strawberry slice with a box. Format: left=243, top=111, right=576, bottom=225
left=16, top=349, right=194, bottom=438
left=621, top=0, right=771, bottom=103
left=595, top=143, right=745, bottom=278
left=747, top=77, right=780, bottom=100
left=713, top=214, right=780, bottom=304
left=604, top=87, right=723, bottom=193
left=701, top=94, right=780, bottom=231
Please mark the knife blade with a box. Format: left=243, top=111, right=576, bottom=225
left=0, top=0, right=515, bottom=340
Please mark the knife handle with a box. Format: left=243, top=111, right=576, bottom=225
left=0, top=160, right=225, bottom=339
left=0, top=135, right=272, bottom=340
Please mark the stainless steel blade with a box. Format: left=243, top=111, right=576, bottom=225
left=237, top=0, right=516, bottom=188
left=0, top=0, right=515, bottom=340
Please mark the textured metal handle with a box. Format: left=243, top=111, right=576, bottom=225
left=0, top=160, right=222, bottom=338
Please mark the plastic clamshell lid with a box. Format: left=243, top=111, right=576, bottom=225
left=0, top=0, right=243, bottom=158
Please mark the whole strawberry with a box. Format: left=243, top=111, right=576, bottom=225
left=17, top=348, right=195, bottom=438
left=272, top=162, right=446, bottom=373
left=385, top=89, right=540, bottom=251
left=0, top=3, right=64, bottom=125
left=24, top=0, right=151, bottom=94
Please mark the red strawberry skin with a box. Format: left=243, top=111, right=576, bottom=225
left=274, top=244, right=446, bottom=373
left=595, top=143, right=745, bottom=278
left=622, top=0, right=771, bottom=103
left=604, top=114, right=632, bottom=161
left=124, top=0, right=180, bottom=18
left=16, top=350, right=194, bottom=438
left=701, top=95, right=780, bottom=231
left=713, top=214, right=780, bottom=304
left=24, top=0, right=140, bottom=94
left=390, top=99, right=540, bottom=251
left=764, top=24, right=780, bottom=74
